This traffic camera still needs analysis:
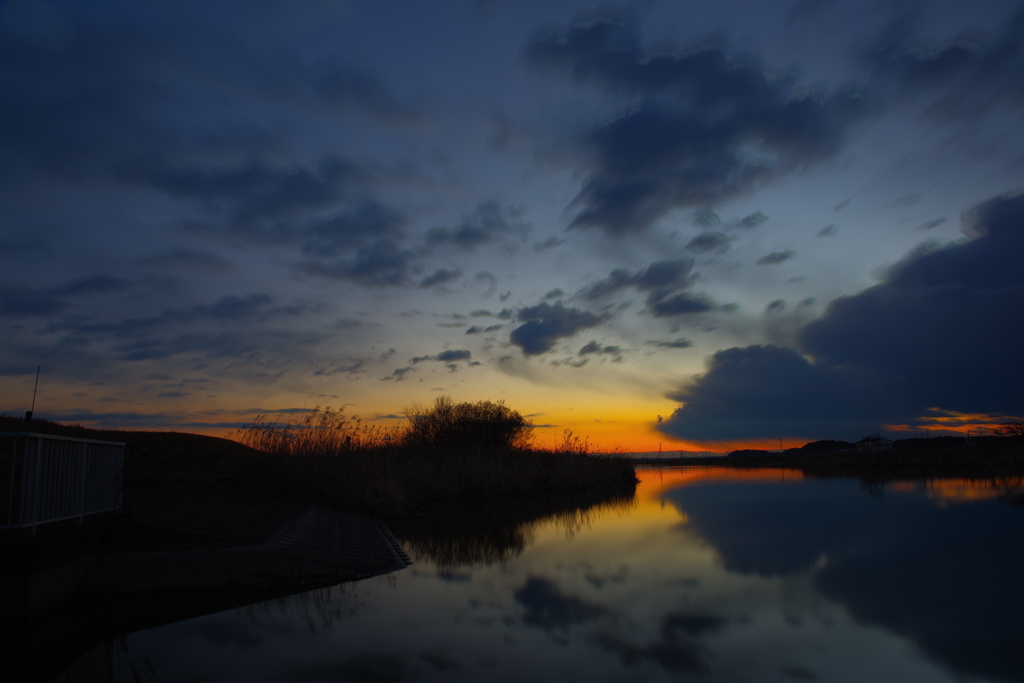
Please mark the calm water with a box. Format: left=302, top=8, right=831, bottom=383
left=115, top=468, right=1024, bottom=682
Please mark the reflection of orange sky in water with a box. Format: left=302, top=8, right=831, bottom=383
left=888, top=478, right=1022, bottom=504
left=634, top=466, right=1020, bottom=508
left=636, top=466, right=804, bottom=501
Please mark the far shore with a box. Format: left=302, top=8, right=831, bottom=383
left=631, top=445, right=1024, bottom=483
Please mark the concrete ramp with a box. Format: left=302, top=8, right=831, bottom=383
left=80, top=488, right=411, bottom=596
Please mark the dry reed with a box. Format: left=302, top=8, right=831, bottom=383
left=233, top=403, right=637, bottom=517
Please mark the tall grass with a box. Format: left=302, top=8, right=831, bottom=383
left=233, top=400, right=637, bottom=517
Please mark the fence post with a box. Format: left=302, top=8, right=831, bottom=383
left=30, top=436, right=42, bottom=535
left=5, top=437, right=15, bottom=526
left=78, top=441, right=87, bottom=523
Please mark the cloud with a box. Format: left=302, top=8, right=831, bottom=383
left=465, top=324, right=503, bottom=335
left=684, top=232, right=730, bottom=253
left=526, top=11, right=866, bottom=235
left=861, top=7, right=1024, bottom=120
left=579, top=341, right=623, bottom=362
left=543, top=288, right=564, bottom=300
left=580, top=259, right=694, bottom=300
left=509, top=302, right=609, bottom=355
left=299, top=239, right=415, bottom=287
left=580, top=258, right=723, bottom=318
left=0, top=2, right=423, bottom=186
left=593, top=610, right=719, bottom=674
left=648, top=338, right=694, bottom=349
left=425, top=200, right=525, bottom=251
left=756, top=250, right=796, bottom=265
left=380, top=367, right=416, bottom=381
left=475, top=271, right=498, bottom=298
left=409, top=349, right=472, bottom=364
left=138, top=249, right=234, bottom=272
left=660, top=191, right=1024, bottom=441
left=648, top=292, right=717, bottom=317
left=419, top=268, right=462, bottom=289
left=49, top=274, right=133, bottom=297
left=0, top=286, right=68, bottom=318
left=918, top=217, right=947, bottom=230
left=314, top=361, right=365, bottom=377
left=514, top=576, right=609, bottom=631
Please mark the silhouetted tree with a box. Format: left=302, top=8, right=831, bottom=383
left=994, top=421, right=1024, bottom=439
left=403, top=396, right=533, bottom=455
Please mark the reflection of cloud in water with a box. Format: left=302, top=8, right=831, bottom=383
left=665, top=477, right=1024, bottom=683
left=514, top=576, right=609, bottom=631
left=592, top=611, right=722, bottom=674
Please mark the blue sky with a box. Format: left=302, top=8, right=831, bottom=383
left=1, top=0, right=1023, bottom=448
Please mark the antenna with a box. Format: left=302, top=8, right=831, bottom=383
left=26, top=365, right=40, bottom=422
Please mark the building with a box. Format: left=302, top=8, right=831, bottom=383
left=856, top=436, right=893, bottom=453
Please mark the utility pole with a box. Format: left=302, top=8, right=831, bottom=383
left=25, top=365, right=40, bottom=422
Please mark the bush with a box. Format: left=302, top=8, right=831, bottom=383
left=230, top=397, right=636, bottom=516
left=402, top=396, right=533, bottom=455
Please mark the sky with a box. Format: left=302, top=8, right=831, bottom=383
left=1, top=0, right=1023, bottom=451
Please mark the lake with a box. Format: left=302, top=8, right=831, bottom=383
left=107, top=467, right=1024, bottom=682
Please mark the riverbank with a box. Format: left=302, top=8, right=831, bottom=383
left=0, top=415, right=638, bottom=517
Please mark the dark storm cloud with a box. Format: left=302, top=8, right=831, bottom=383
left=660, top=344, right=889, bottom=441
left=509, top=302, right=609, bottom=355
left=419, top=268, right=462, bottom=289
left=801, top=191, right=1024, bottom=414
left=425, top=200, right=525, bottom=251
left=660, top=191, right=1024, bottom=441
left=526, top=11, right=866, bottom=235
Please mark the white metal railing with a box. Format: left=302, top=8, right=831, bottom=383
left=0, top=432, right=124, bottom=533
